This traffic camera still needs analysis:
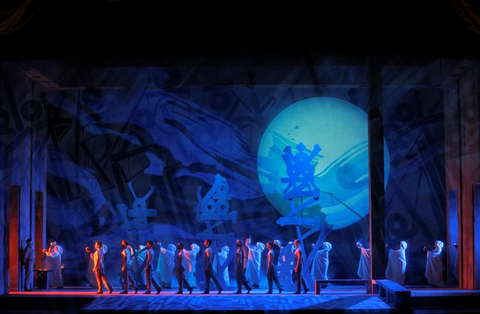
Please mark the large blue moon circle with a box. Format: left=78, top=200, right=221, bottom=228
left=257, top=97, right=390, bottom=230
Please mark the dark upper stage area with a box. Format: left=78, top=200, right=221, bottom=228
left=1, top=0, right=480, bottom=61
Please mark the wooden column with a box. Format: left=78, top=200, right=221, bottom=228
left=473, top=184, right=480, bottom=290
left=34, top=191, right=45, bottom=273
left=9, top=185, right=20, bottom=292
left=447, top=190, right=459, bottom=285
left=458, top=69, right=479, bottom=290
left=444, top=68, right=478, bottom=290
left=368, top=57, right=386, bottom=282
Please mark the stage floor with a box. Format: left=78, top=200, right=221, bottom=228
left=2, top=285, right=480, bottom=314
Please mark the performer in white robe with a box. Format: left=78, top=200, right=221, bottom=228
left=356, top=241, right=370, bottom=280
left=43, top=239, right=63, bottom=288
left=311, top=242, right=332, bottom=280
left=385, top=241, right=408, bottom=285
left=424, top=240, right=444, bottom=287
left=156, top=243, right=176, bottom=288
left=245, top=236, right=265, bottom=288
left=215, top=245, right=230, bottom=287
left=183, top=243, right=200, bottom=288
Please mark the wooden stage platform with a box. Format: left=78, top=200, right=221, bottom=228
left=1, top=285, right=479, bottom=314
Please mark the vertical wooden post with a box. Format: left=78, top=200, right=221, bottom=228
left=473, top=184, right=480, bottom=290
left=9, top=185, right=20, bottom=292
left=444, top=68, right=478, bottom=289
left=34, top=191, right=45, bottom=275
left=368, top=57, right=386, bottom=285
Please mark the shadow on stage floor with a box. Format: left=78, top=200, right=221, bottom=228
left=1, top=285, right=479, bottom=314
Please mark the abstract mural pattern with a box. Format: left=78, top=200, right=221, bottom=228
left=0, top=62, right=449, bottom=289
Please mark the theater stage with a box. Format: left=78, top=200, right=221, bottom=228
left=1, top=285, right=479, bottom=314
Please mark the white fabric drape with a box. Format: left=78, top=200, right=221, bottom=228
left=425, top=240, right=444, bottom=287
left=45, top=243, right=63, bottom=287
left=183, top=243, right=200, bottom=288
left=245, top=241, right=265, bottom=286
left=356, top=244, right=370, bottom=280
left=156, top=243, right=176, bottom=288
left=311, top=242, right=332, bottom=280
left=385, top=241, right=407, bottom=285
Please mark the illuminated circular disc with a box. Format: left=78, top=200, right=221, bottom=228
left=257, top=97, right=390, bottom=230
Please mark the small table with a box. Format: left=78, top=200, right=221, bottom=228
left=34, top=269, right=52, bottom=290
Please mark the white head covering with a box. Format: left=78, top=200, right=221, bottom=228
left=168, top=244, right=177, bottom=252
left=256, top=242, right=266, bottom=251
left=435, top=240, right=444, bottom=251
left=425, top=240, right=445, bottom=286
left=102, top=244, right=108, bottom=254
left=190, top=243, right=200, bottom=253
left=323, top=242, right=332, bottom=251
